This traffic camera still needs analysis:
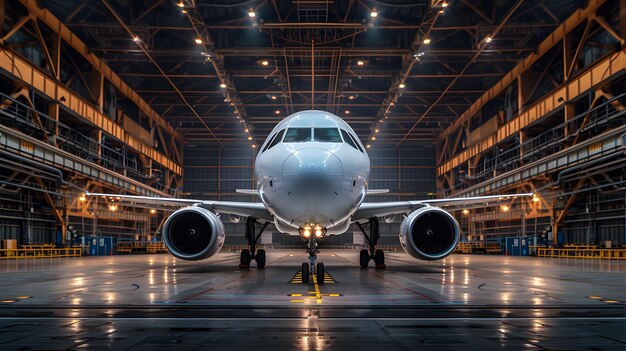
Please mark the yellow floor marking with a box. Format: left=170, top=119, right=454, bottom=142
left=289, top=293, right=302, bottom=297
left=604, top=300, right=620, bottom=303
left=312, top=274, right=322, bottom=305
left=17, top=296, right=31, bottom=299
left=588, top=296, right=602, bottom=299
left=290, top=299, right=304, bottom=303
left=329, top=293, right=341, bottom=297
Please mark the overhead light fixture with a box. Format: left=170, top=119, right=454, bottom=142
left=356, top=60, right=365, bottom=66
left=532, top=195, right=540, bottom=203
left=252, top=144, right=257, bottom=148
left=501, top=205, right=510, bottom=212
left=247, top=136, right=252, bottom=140
left=220, top=83, right=226, bottom=88
left=176, top=1, right=185, bottom=8
left=79, top=194, right=86, bottom=202
left=109, top=204, right=118, bottom=212
left=438, top=9, right=445, bottom=14
left=261, top=60, right=269, bottom=66
left=366, top=144, right=371, bottom=149
left=423, top=38, right=431, bottom=44
left=371, top=136, right=376, bottom=140
left=442, top=1, right=449, bottom=7
left=399, top=83, right=405, bottom=88
left=270, top=95, right=277, bottom=100
left=344, top=110, right=350, bottom=114
left=374, top=129, right=379, bottom=133
left=194, top=38, right=203, bottom=44
left=390, top=102, right=394, bottom=106
left=370, top=8, right=378, bottom=17
left=150, top=209, right=156, bottom=214
left=485, top=36, right=492, bottom=43
left=462, top=209, right=469, bottom=215
left=181, top=9, right=187, bottom=14
left=132, top=36, right=140, bottom=42
left=348, top=95, right=354, bottom=100
left=245, top=128, right=249, bottom=133
left=275, top=110, right=280, bottom=114
left=248, top=10, right=256, bottom=18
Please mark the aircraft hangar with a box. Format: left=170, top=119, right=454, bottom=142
left=0, top=0, right=625, bottom=349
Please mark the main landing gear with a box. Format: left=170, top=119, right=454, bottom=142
left=240, top=217, right=270, bottom=269
left=356, top=217, right=386, bottom=269
left=301, top=239, right=325, bottom=284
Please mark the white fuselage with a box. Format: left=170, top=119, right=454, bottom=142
left=255, top=110, right=370, bottom=235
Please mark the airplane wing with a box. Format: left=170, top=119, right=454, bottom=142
left=352, top=193, right=534, bottom=222
left=85, top=192, right=273, bottom=222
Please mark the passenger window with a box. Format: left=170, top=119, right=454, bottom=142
left=348, top=132, right=364, bottom=152
left=341, top=129, right=358, bottom=150
left=314, top=128, right=342, bottom=143
left=266, top=129, right=285, bottom=150
left=283, top=128, right=312, bottom=142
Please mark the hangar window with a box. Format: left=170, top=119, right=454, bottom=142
left=283, top=128, right=312, bottom=142
left=265, top=129, right=285, bottom=151
left=314, top=128, right=342, bottom=143
left=341, top=129, right=358, bottom=150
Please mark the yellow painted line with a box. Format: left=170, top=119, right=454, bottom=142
left=17, top=296, right=31, bottom=299
left=604, top=300, right=620, bottom=304
left=1, top=300, right=16, bottom=303
left=290, top=299, right=304, bottom=303
left=588, top=296, right=602, bottom=299
left=329, top=293, right=341, bottom=297
left=312, top=274, right=322, bottom=305
left=289, top=293, right=302, bottom=297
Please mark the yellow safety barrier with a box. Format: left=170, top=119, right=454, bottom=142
left=537, top=247, right=626, bottom=260
left=0, top=248, right=82, bottom=259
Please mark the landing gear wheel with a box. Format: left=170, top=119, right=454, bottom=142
left=359, top=249, right=370, bottom=269
left=374, top=249, right=386, bottom=269
left=256, top=249, right=266, bottom=269
left=316, top=262, right=325, bottom=284
left=301, top=262, right=309, bottom=284
left=239, top=249, right=251, bottom=268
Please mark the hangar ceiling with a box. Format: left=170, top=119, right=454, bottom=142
left=32, top=0, right=587, bottom=148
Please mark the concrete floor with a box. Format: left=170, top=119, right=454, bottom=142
left=0, top=249, right=625, bottom=350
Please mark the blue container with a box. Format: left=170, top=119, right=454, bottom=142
left=89, top=237, right=114, bottom=256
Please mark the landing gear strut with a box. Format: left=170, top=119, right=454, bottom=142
left=356, top=217, right=385, bottom=269
left=240, top=217, right=269, bottom=269
left=301, top=239, right=324, bottom=284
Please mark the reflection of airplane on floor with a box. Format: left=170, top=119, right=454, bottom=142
left=88, top=110, right=532, bottom=283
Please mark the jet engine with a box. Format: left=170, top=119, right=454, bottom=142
left=163, top=206, right=225, bottom=261
left=399, top=207, right=460, bottom=261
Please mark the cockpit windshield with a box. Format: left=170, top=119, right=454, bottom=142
left=314, top=128, right=342, bottom=143
left=283, top=128, right=312, bottom=142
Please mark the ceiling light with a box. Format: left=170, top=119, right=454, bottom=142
left=245, top=128, right=249, bottom=133
left=275, top=110, right=280, bottom=114
left=194, top=38, right=203, bottom=44
left=247, top=136, right=252, bottom=140
left=150, top=209, right=156, bottom=214
left=109, top=204, right=118, bottom=212
left=501, top=205, right=510, bottom=212
left=399, top=83, right=405, bottom=88
left=181, top=9, right=187, bottom=13
left=390, top=102, right=394, bottom=106
left=348, top=95, right=354, bottom=100
left=423, top=38, right=431, bottom=44
left=374, top=129, right=379, bottom=133
left=220, top=83, right=226, bottom=88
left=366, top=144, right=371, bottom=149
left=79, top=194, right=86, bottom=202
left=252, top=144, right=257, bottom=148
left=261, top=60, right=269, bottom=66
left=132, top=36, right=140, bottom=42
left=462, top=209, right=469, bottom=215
left=270, top=95, right=277, bottom=100
left=438, top=9, right=445, bottom=14
left=485, top=36, right=492, bottom=43
left=371, top=136, right=376, bottom=140
left=442, top=1, right=449, bottom=7
left=370, top=8, right=378, bottom=17
left=344, top=110, right=350, bottom=114
left=532, top=195, right=540, bottom=203
left=176, top=1, right=185, bottom=7
left=248, top=10, right=256, bottom=18
left=356, top=60, right=364, bottom=66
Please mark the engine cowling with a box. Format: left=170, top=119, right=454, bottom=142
left=399, top=207, right=460, bottom=261
left=163, top=206, right=225, bottom=261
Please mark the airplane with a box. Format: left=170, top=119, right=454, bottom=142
left=88, top=110, right=533, bottom=284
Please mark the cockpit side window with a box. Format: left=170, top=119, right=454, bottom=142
left=266, top=129, right=285, bottom=150
left=341, top=129, right=358, bottom=150
left=283, top=128, right=312, bottom=142
left=314, top=128, right=342, bottom=143
left=347, top=132, right=364, bottom=152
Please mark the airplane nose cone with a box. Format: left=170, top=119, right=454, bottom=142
left=282, top=148, right=344, bottom=205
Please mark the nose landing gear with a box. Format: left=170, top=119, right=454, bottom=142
left=301, top=239, right=325, bottom=284
left=356, top=217, right=386, bottom=269
left=239, top=217, right=269, bottom=269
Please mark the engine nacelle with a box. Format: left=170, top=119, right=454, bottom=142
left=163, top=206, right=225, bottom=261
left=399, top=206, right=460, bottom=261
